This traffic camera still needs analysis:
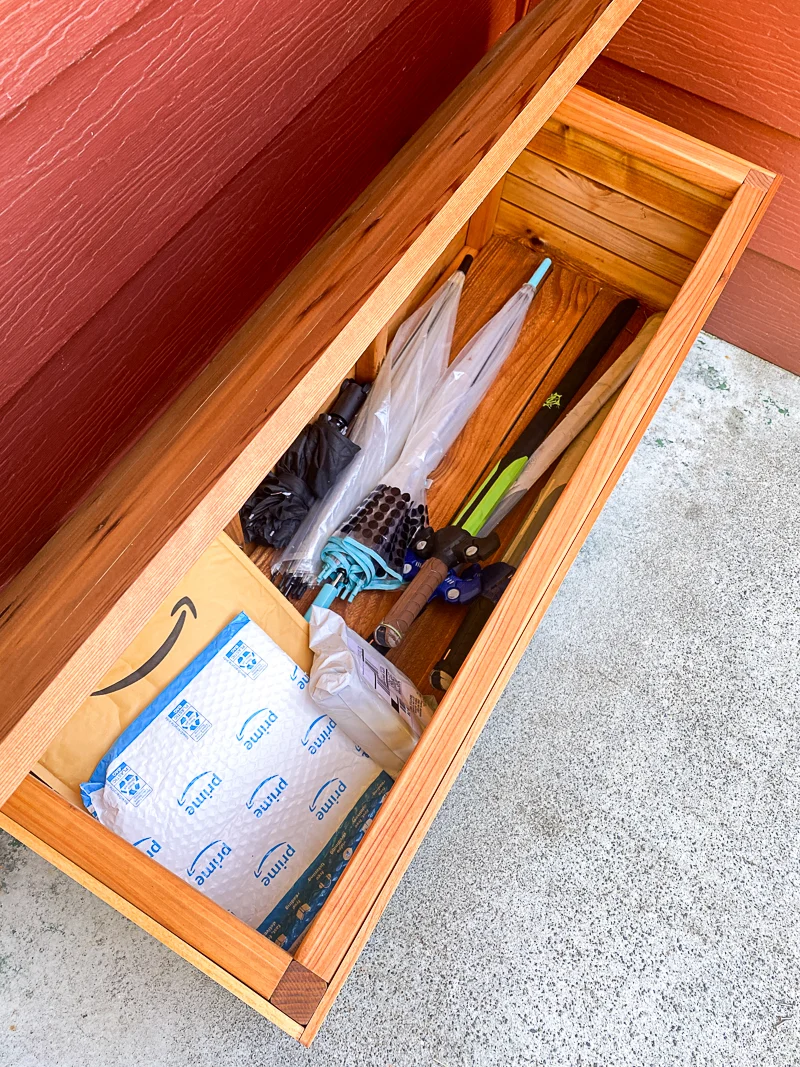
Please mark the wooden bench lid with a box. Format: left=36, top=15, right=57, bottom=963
left=0, top=0, right=641, bottom=806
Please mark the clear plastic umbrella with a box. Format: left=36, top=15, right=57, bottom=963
left=275, top=256, right=472, bottom=597
left=313, top=258, right=552, bottom=605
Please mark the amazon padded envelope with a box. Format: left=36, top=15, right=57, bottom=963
left=81, top=612, right=392, bottom=950
left=38, top=534, right=313, bottom=802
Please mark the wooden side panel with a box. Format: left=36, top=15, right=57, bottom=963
left=0, top=0, right=511, bottom=590
left=501, top=172, right=695, bottom=282
left=602, top=0, right=800, bottom=139
left=582, top=57, right=800, bottom=372
left=582, top=59, right=800, bottom=272
left=1, top=776, right=294, bottom=1003
left=495, top=199, right=680, bottom=307
left=0, top=0, right=643, bottom=806
left=293, top=169, right=778, bottom=983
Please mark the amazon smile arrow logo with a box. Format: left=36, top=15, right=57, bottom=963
left=92, top=597, right=197, bottom=696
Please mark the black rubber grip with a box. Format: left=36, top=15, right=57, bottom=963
left=430, top=594, right=496, bottom=691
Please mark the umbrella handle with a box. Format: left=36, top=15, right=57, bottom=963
left=374, top=557, right=449, bottom=649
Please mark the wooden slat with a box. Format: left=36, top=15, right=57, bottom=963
left=466, top=179, right=506, bottom=249
left=0, top=0, right=645, bottom=806
left=294, top=168, right=778, bottom=983
left=532, top=117, right=727, bottom=230
left=495, top=199, right=680, bottom=307
left=510, top=149, right=709, bottom=259
left=554, top=86, right=769, bottom=197
left=581, top=56, right=800, bottom=272
left=1, top=775, right=294, bottom=1003
left=502, top=172, right=695, bottom=283
left=0, top=805, right=304, bottom=1040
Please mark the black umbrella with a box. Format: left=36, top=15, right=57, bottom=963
left=240, top=378, right=369, bottom=549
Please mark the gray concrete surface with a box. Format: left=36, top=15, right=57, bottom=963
left=1, top=333, right=799, bottom=1066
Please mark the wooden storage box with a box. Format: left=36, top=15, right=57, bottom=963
left=0, top=0, right=778, bottom=1044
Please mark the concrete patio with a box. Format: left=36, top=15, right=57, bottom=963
left=1, top=333, right=798, bottom=1066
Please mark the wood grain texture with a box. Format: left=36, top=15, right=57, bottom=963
left=269, top=961, right=328, bottom=1026
left=0, top=0, right=423, bottom=405
left=0, top=0, right=500, bottom=591
left=582, top=58, right=800, bottom=273
left=496, top=199, right=680, bottom=307
left=602, top=0, right=800, bottom=140
left=705, top=249, right=800, bottom=376
left=502, top=172, right=694, bottom=283
left=530, top=118, right=728, bottom=231
left=0, top=0, right=643, bottom=806
left=554, top=87, right=760, bottom=196
left=1, top=776, right=294, bottom=1001
left=293, top=169, right=777, bottom=982
left=510, top=148, right=709, bottom=258
left=0, top=801, right=303, bottom=1040
left=250, top=241, right=644, bottom=694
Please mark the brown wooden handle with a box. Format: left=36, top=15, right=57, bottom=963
left=376, top=557, right=450, bottom=648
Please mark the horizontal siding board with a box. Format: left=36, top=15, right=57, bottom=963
left=602, top=0, right=800, bottom=140
left=0, top=0, right=157, bottom=121
left=0, top=0, right=421, bottom=407
left=0, top=0, right=514, bottom=589
left=706, top=249, right=800, bottom=376
left=582, top=58, right=800, bottom=274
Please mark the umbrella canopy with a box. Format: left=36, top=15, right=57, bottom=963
left=313, top=258, right=552, bottom=605
left=275, top=257, right=472, bottom=598
left=240, top=379, right=368, bottom=548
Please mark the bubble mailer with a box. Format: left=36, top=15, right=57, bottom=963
left=81, top=612, right=392, bottom=951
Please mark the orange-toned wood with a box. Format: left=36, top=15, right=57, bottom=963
left=269, top=961, right=328, bottom=1026
left=1, top=775, right=294, bottom=1003
left=294, top=167, right=778, bottom=985
left=354, top=327, right=388, bottom=383
left=0, top=0, right=644, bottom=807
left=495, top=199, right=680, bottom=307
left=501, top=172, right=694, bottom=283
left=0, top=802, right=304, bottom=1040
left=554, top=87, right=768, bottom=196
left=509, top=148, right=709, bottom=259
left=466, top=180, right=506, bottom=249
left=532, top=116, right=728, bottom=230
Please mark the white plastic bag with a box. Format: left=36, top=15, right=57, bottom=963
left=308, top=608, right=431, bottom=777
left=275, top=268, right=467, bottom=590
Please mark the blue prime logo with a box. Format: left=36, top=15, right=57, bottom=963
left=108, top=762, right=152, bottom=807
left=187, top=839, right=232, bottom=887
left=225, top=639, right=267, bottom=680
left=301, top=714, right=337, bottom=755
left=176, top=770, right=222, bottom=815
left=309, top=777, right=348, bottom=822
left=253, top=842, right=295, bottom=887
left=132, top=835, right=162, bottom=858
left=236, top=707, right=279, bottom=751
left=166, top=699, right=211, bottom=742
left=246, top=775, right=288, bottom=818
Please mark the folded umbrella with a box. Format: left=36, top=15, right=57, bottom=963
left=312, top=258, right=553, bottom=607
left=275, top=256, right=473, bottom=597
left=240, top=379, right=369, bottom=548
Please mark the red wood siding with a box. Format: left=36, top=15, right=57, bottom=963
left=584, top=1, right=800, bottom=376
left=0, top=0, right=514, bottom=588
